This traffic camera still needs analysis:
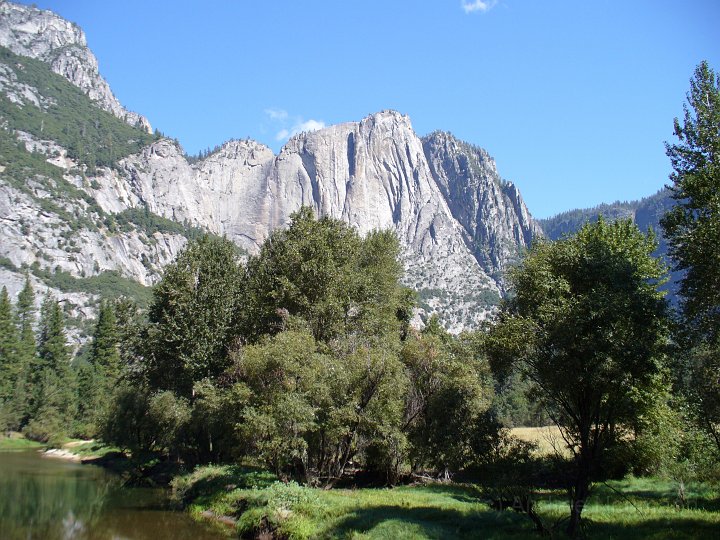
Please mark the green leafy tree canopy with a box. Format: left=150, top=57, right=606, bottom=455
left=488, top=218, right=668, bottom=536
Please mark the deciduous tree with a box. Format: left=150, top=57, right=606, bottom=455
left=144, top=235, right=244, bottom=397
left=488, top=218, right=668, bottom=536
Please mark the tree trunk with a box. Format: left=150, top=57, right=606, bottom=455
left=567, top=452, right=590, bottom=538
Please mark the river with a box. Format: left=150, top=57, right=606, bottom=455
left=0, top=449, right=226, bottom=539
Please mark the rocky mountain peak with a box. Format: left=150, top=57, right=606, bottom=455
left=0, top=1, right=86, bottom=53
left=0, top=2, right=544, bottom=332
left=359, top=109, right=413, bottom=131
left=422, top=130, right=542, bottom=282
left=208, top=139, right=274, bottom=164
left=0, top=0, right=151, bottom=132
left=423, top=130, right=499, bottom=178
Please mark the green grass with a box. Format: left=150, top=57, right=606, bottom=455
left=172, top=466, right=720, bottom=539
left=0, top=432, right=45, bottom=450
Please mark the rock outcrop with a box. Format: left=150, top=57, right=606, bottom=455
left=90, top=111, right=539, bottom=330
left=0, top=1, right=151, bottom=131
left=423, top=131, right=542, bottom=283
left=0, top=2, right=544, bottom=332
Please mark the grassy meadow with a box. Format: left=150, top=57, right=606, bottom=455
left=6, top=429, right=713, bottom=539
left=0, top=432, right=44, bottom=450
left=510, top=426, right=570, bottom=458
left=170, top=464, right=720, bottom=539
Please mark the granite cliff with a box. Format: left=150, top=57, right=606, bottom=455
left=0, top=1, right=151, bottom=131
left=0, top=1, right=542, bottom=333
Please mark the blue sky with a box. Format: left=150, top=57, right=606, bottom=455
left=19, top=0, right=720, bottom=218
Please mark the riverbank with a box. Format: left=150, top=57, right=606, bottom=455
left=0, top=432, right=44, bottom=450
left=0, top=446, right=225, bottom=540
left=0, top=435, right=184, bottom=488
left=24, top=433, right=720, bottom=539
left=170, top=464, right=720, bottom=539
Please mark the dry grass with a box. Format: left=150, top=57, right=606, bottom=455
left=510, top=425, right=572, bottom=457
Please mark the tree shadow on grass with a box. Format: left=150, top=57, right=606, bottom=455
left=404, top=482, right=485, bottom=504
left=324, top=504, right=532, bottom=539
left=582, top=516, right=720, bottom=540
left=592, top=482, right=720, bottom=513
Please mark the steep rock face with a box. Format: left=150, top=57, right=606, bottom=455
left=0, top=2, right=544, bottom=332
left=423, top=131, right=542, bottom=283
left=0, top=1, right=151, bottom=131
left=95, top=111, right=537, bottom=330
left=269, top=112, right=502, bottom=329
left=0, top=178, right=186, bottom=287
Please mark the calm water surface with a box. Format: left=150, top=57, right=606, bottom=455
left=0, top=449, right=225, bottom=540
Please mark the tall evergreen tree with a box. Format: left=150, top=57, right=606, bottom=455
left=0, top=287, right=19, bottom=383
left=113, top=297, right=145, bottom=381
left=16, top=277, right=36, bottom=353
left=78, top=301, right=121, bottom=433
left=661, top=61, right=720, bottom=342
left=91, top=301, right=120, bottom=382
left=37, top=296, right=71, bottom=375
left=26, top=296, right=77, bottom=442
left=0, top=286, right=21, bottom=429
left=661, top=61, right=720, bottom=453
left=12, top=278, right=36, bottom=426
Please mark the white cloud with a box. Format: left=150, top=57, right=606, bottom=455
left=265, top=108, right=326, bottom=142
left=272, top=117, right=325, bottom=142
left=461, top=0, right=497, bottom=13
left=265, top=108, right=288, bottom=121
left=292, top=119, right=325, bottom=135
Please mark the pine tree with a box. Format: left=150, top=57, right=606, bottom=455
left=37, top=296, right=70, bottom=375
left=16, top=278, right=36, bottom=351
left=91, top=301, right=120, bottom=383
left=0, top=286, right=21, bottom=429
left=26, top=296, right=77, bottom=442
left=78, top=301, right=121, bottom=433
left=661, top=61, right=720, bottom=341
left=12, top=278, right=36, bottom=426
left=661, top=61, right=720, bottom=452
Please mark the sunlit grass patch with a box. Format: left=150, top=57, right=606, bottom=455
left=0, top=432, right=44, bottom=450
left=510, top=426, right=570, bottom=457
left=175, top=466, right=720, bottom=539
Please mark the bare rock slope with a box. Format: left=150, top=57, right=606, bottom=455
left=0, top=1, right=151, bottom=131
left=0, top=1, right=543, bottom=332
left=95, top=111, right=541, bottom=330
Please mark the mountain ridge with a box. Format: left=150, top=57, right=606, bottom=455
left=0, top=0, right=151, bottom=132
left=1, top=0, right=672, bottom=333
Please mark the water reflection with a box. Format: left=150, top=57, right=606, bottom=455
left=0, top=450, right=223, bottom=540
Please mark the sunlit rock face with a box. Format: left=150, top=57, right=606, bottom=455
left=103, top=111, right=542, bottom=330
left=0, top=2, right=544, bottom=331
left=0, top=1, right=151, bottom=131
